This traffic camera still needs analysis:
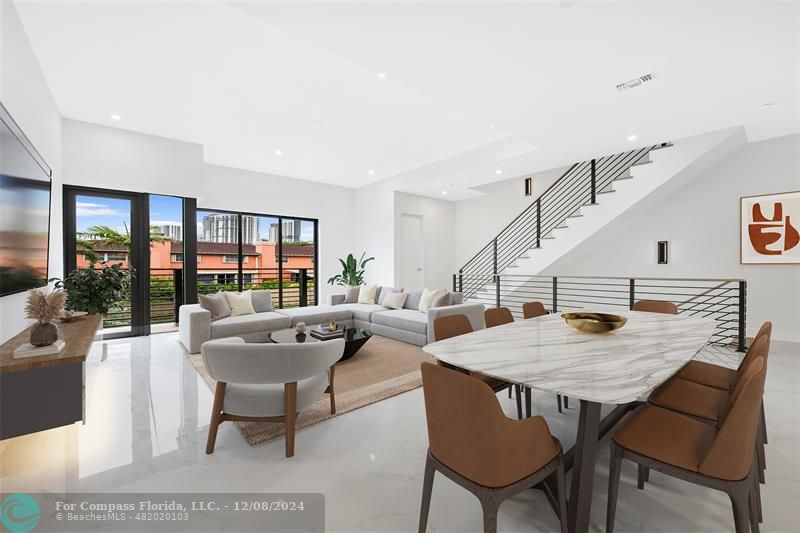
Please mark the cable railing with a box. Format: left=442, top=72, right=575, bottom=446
left=453, top=273, right=747, bottom=351
left=459, top=144, right=669, bottom=298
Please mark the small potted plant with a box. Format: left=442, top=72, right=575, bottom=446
left=24, top=288, right=67, bottom=346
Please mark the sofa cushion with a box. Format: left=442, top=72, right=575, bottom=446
left=344, top=286, right=360, bottom=304
left=383, top=291, right=407, bottom=310
left=199, top=292, right=231, bottom=320
left=251, top=290, right=275, bottom=313
left=276, top=305, right=354, bottom=326
left=431, top=291, right=452, bottom=309
left=210, top=311, right=291, bottom=339
left=371, top=309, right=428, bottom=335
left=403, top=288, right=424, bottom=310
left=336, top=303, right=386, bottom=322
left=377, top=286, right=402, bottom=305
left=358, top=284, right=378, bottom=304
left=224, top=290, right=256, bottom=316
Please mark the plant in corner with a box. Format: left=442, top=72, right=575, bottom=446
left=51, top=261, right=135, bottom=316
left=327, top=252, right=374, bottom=287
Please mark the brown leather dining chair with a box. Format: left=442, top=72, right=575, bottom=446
left=606, top=355, right=768, bottom=533
left=484, top=306, right=514, bottom=328
left=433, top=314, right=521, bottom=419
left=419, top=363, right=568, bottom=533
left=522, top=301, right=548, bottom=319
left=632, top=299, right=678, bottom=314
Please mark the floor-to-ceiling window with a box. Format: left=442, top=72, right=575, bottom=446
left=149, top=195, right=184, bottom=333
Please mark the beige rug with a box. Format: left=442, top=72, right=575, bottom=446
left=186, top=335, right=433, bottom=446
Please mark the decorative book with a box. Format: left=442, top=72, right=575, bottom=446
left=13, top=339, right=66, bottom=359
left=310, top=326, right=344, bottom=340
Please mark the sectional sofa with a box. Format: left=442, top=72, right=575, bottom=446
left=178, top=286, right=485, bottom=353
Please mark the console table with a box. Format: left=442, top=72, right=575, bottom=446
left=0, top=314, right=102, bottom=440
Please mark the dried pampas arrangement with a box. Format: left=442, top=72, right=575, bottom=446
left=24, top=288, right=67, bottom=325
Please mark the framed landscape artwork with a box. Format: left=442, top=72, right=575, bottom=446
left=741, top=191, right=800, bottom=264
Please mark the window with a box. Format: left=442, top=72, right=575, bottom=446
left=171, top=253, right=183, bottom=262
left=223, top=254, right=238, bottom=263
left=106, top=252, right=127, bottom=261
left=524, top=177, right=533, bottom=197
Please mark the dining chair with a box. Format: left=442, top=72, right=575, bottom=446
left=433, top=315, right=520, bottom=418
left=607, top=356, right=767, bottom=533
left=632, top=299, right=678, bottom=314
left=202, top=337, right=343, bottom=457
left=648, top=335, right=771, bottom=485
left=522, top=301, right=547, bottom=319
left=484, top=307, right=525, bottom=418
left=419, top=363, right=568, bottom=533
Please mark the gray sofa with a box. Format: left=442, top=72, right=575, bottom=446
left=179, top=287, right=485, bottom=353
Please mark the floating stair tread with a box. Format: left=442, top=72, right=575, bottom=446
left=630, top=160, right=653, bottom=167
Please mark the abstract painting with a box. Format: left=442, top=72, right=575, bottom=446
left=741, top=191, right=800, bottom=264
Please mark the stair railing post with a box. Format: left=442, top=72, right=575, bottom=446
left=629, top=279, right=635, bottom=310
left=452, top=274, right=457, bottom=293
left=493, top=239, right=500, bottom=307
left=536, top=198, right=541, bottom=248
left=299, top=268, right=308, bottom=307
left=552, top=277, right=558, bottom=312
left=590, top=158, right=597, bottom=204
left=458, top=269, right=463, bottom=294
left=738, top=280, right=747, bottom=352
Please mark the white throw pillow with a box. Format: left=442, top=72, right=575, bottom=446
left=358, top=284, right=378, bottom=304
left=419, top=288, right=446, bottom=313
left=224, top=290, right=256, bottom=317
left=383, top=291, right=408, bottom=310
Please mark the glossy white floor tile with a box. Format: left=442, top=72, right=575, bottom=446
left=1, top=333, right=798, bottom=532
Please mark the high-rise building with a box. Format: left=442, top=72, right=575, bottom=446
left=157, top=224, right=182, bottom=241
left=202, top=214, right=259, bottom=244
left=268, top=220, right=302, bottom=242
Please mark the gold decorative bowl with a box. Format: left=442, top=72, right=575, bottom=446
left=561, top=312, right=628, bottom=333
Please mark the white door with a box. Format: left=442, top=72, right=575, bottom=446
left=399, top=214, right=425, bottom=288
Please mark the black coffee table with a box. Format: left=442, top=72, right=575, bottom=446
left=269, top=327, right=372, bottom=361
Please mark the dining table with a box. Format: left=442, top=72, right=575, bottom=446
left=422, top=309, right=717, bottom=533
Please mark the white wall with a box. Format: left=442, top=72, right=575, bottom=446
left=394, top=192, right=455, bottom=290
left=454, top=166, right=565, bottom=267
left=0, top=1, right=63, bottom=343
left=61, top=119, right=356, bottom=304
left=355, top=179, right=395, bottom=287
left=542, top=134, right=800, bottom=342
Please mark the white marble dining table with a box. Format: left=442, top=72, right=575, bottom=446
left=423, top=309, right=717, bottom=533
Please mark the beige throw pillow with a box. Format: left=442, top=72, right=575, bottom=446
left=344, top=286, right=360, bottom=304
left=383, top=291, right=408, bottom=310
left=358, top=284, right=378, bottom=304
left=431, top=291, right=452, bottom=309
left=198, top=292, right=231, bottom=321
left=419, top=288, right=446, bottom=313
left=224, top=290, right=256, bottom=317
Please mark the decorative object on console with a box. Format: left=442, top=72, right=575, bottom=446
left=741, top=190, right=800, bottom=264
left=561, top=312, right=627, bottom=333
left=327, top=252, right=375, bottom=286
left=51, top=261, right=133, bottom=315
left=24, top=288, right=67, bottom=347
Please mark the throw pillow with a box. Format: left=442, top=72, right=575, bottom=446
left=358, top=284, right=378, bottom=304
left=431, top=291, right=453, bottom=309
left=198, top=292, right=231, bottom=321
left=383, top=291, right=408, bottom=310
left=344, top=286, right=360, bottom=304
left=419, top=288, right=447, bottom=313
left=224, top=290, right=256, bottom=317
left=251, top=290, right=274, bottom=313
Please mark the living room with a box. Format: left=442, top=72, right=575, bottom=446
left=1, top=1, right=798, bottom=532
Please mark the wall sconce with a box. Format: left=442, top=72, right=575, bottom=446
left=657, top=241, right=669, bottom=264
left=524, top=177, right=533, bottom=197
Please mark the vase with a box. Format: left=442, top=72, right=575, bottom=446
left=30, top=322, right=58, bottom=347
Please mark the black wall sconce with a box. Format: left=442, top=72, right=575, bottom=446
left=524, top=177, right=533, bottom=197
left=657, top=241, right=669, bottom=264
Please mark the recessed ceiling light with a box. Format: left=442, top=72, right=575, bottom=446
left=377, top=72, right=387, bottom=79
left=627, top=135, right=637, bottom=141
left=441, top=190, right=448, bottom=195
left=275, top=149, right=283, bottom=155
left=495, top=169, right=503, bottom=175
left=368, top=170, right=375, bottom=175
left=110, top=114, right=121, bottom=121
left=489, top=124, right=495, bottom=129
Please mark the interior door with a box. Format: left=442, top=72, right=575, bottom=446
left=399, top=213, right=425, bottom=288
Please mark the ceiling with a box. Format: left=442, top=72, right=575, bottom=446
left=14, top=1, right=800, bottom=200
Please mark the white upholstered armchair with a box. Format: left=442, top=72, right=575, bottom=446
left=201, top=337, right=345, bottom=457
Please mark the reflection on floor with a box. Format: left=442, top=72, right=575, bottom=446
left=0, top=333, right=798, bottom=532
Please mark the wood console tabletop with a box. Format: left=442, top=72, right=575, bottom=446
left=0, top=314, right=102, bottom=374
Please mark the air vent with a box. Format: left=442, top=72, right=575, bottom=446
left=616, top=73, right=654, bottom=92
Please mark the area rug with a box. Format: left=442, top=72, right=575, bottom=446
left=186, top=335, right=434, bottom=446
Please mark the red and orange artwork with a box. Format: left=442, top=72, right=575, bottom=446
left=741, top=191, right=800, bottom=264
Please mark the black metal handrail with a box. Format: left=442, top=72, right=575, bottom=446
left=458, top=144, right=668, bottom=298
left=453, top=273, right=747, bottom=351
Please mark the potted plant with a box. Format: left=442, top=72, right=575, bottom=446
left=327, top=252, right=374, bottom=287
left=24, top=288, right=67, bottom=346
left=50, top=261, right=134, bottom=316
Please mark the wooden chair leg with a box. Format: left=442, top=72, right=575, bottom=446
left=556, top=457, right=568, bottom=533
left=752, top=451, right=763, bottom=523
left=557, top=394, right=563, bottom=414
left=328, top=366, right=336, bottom=414
left=729, top=485, right=751, bottom=533
left=479, top=497, right=499, bottom=533
left=756, top=430, right=766, bottom=484
left=525, top=388, right=532, bottom=418
left=760, top=401, right=768, bottom=445
left=205, top=382, right=226, bottom=455
left=284, top=382, right=297, bottom=458
left=749, top=479, right=761, bottom=533
left=606, top=443, right=623, bottom=533
left=637, top=464, right=648, bottom=490
left=418, top=454, right=435, bottom=533
left=515, top=385, right=523, bottom=419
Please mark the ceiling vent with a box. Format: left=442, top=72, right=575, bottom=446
left=616, top=73, right=654, bottom=92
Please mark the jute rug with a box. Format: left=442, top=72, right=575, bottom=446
left=186, top=335, right=434, bottom=446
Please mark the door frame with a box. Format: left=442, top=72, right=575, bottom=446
left=397, top=212, right=425, bottom=288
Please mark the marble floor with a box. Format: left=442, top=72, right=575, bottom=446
left=1, top=333, right=798, bottom=532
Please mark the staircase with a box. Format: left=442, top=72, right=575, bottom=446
left=458, top=127, right=747, bottom=300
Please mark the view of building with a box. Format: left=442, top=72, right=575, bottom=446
left=268, top=219, right=302, bottom=242
left=201, top=213, right=259, bottom=244
left=157, top=223, right=182, bottom=241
